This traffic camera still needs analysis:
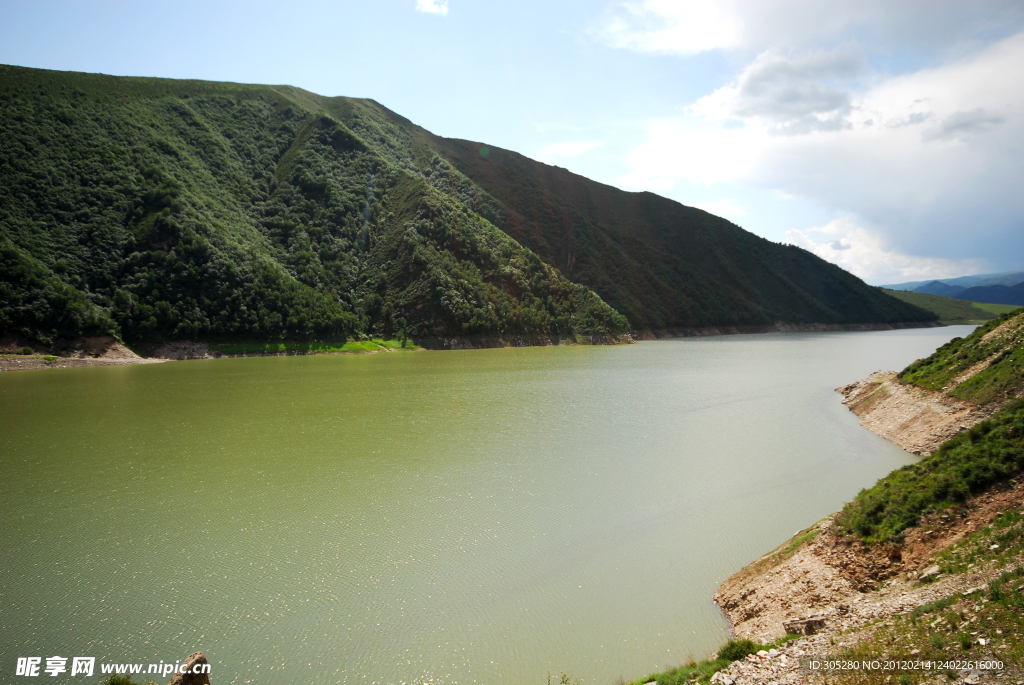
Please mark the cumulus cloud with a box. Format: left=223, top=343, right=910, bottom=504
left=620, top=30, right=1024, bottom=271
left=786, top=218, right=984, bottom=284
left=592, top=1, right=740, bottom=55
left=415, top=0, right=448, bottom=16
left=921, top=108, right=1006, bottom=142
left=693, top=47, right=866, bottom=134
left=592, top=0, right=1024, bottom=57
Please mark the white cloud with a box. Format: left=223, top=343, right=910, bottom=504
left=415, top=0, right=448, bottom=16
left=921, top=108, right=1006, bottom=142
left=619, top=31, right=1024, bottom=274
left=540, top=141, right=603, bottom=158
left=620, top=119, right=764, bottom=188
left=691, top=198, right=747, bottom=219
left=592, top=0, right=1024, bottom=58
left=592, top=1, right=741, bottom=55
left=785, top=217, right=984, bottom=285
left=692, top=46, right=866, bottom=135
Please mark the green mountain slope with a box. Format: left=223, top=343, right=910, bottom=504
left=0, top=65, right=932, bottom=346
left=313, top=97, right=934, bottom=330
left=899, top=308, right=1024, bottom=406
left=881, top=288, right=1008, bottom=324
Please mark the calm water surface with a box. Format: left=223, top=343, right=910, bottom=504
left=0, top=327, right=972, bottom=684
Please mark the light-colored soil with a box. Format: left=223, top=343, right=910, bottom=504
left=0, top=336, right=163, bottom=372
left=712, top=480, right=1024, bottom=685
left=716, top=480, right=1024, bottom=644
left=836, top=372, right=1000, bottom=456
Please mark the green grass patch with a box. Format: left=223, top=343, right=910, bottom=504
left=973, top=303, right=1023, bottom=316
left=629, top=636, right=800, bottom=685
left=910, top=596, right=957, bottom=618
left=831, top=552, right=1024, bottom=685
left=209, top=338, right=421, bottom=355
left=899, top=310, right=1024, bottom=405
left=882, top=289, right=1002, bottom=324
left=837, top=398, right=1024, bottom=542
left=777, top=528, right=821, bottom=558
left=935, top=509, right=1024, bottom=575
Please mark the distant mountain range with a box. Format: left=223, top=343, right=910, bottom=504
left=882, top=271, right=1024, bottom=307
left=0, top=65, right=934, bottom=347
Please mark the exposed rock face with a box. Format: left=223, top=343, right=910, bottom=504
left=0, top=334, right=161, bottom=371
left=836, top=371, right=996, bottom=455
left=167, top=652, right=210, bottom=685
left=149, top=341, right=217, bottom=360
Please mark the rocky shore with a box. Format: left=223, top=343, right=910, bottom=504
left=707, top=340, right=1024, bottom=685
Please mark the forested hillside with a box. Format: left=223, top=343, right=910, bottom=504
left=0, top=65, right=933, bottom=347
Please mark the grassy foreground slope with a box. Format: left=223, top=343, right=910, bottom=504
left=839, top=309, right=1024, bottom=541
left=0, top=65, right=624, bottom=345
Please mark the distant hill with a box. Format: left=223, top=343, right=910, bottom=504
left=881, top=289, right=1012, bottom=323
left=914, top=280, right=968, bottom=297
left=0, top=65, right=934, bottom=347
left=882, top=270, right=1024, bottom=292
left=955, top=282, right=1024, bottom=306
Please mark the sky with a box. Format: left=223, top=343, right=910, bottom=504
left=1, top=0, right=1022, bottom=285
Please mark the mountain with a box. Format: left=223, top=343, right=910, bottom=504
left=955, top=281, right=1024, bottom=306
left=882, top=270, right=1024, bottom=292
left=914, top=280, right=967, bottom=297
left=880, top=288, right=1013, bottom=323
left=0, top=65, right=934, bottom=347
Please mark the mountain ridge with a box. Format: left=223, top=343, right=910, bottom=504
left=0, top=64, right=935, bottom=347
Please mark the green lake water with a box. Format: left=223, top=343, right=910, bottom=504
left=0, top=327, right=971, bottom=684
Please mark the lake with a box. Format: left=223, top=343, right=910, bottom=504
left=0, top=326, right=971, bottom=684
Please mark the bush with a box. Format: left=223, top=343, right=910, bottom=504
left=717, top=639, right=760, bottom=661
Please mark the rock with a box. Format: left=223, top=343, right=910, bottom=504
left=783, top=616, right=827, bottom=635
left=919, top=565, right=941, bottom=580
left=167, top=652, right=210, bottom=685
left=757, top=650, right=769, bottom=657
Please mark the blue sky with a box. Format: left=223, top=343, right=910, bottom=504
left=2, top=0, right=1022, bottom=284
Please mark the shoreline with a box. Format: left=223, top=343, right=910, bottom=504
left=696, top=316, right=1024, bottom=685
left=0, top=321, right=944, bottom=373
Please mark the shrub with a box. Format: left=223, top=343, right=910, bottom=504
left=717, top=639, right=760, bottom=661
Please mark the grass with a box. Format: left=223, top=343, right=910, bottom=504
left=208, top=338, right=421, bottom=355
left=899, top=310, right=1024, bottom=405
left=830, top=541, right=1024, bottom=685
left=882, top=289, right=1004, bottom=324
left=837, top=398, right=1024, bottom=542
left=628, top=636, right=801, bottom=685
left=934, top=508, right=1024, bottom=576
left=974, top=303, right=1023, bottom=317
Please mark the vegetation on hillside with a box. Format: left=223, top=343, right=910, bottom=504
left=832, top=524, right=1024, bottom=685
left=316, top=96, right=935, bottom=329
left=627, top=636, right=800, bottom=685
left=0, top=65, right=624, bottom=346
left=0, top=64, right=933, bottom=347
left=837, top=398, right=1024, bottom=542
left=882, top=288, right=1011, bottom=324
left=838, top=310, right=1024, bottom=542
left=899, top=309, right=1024, bottom=405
